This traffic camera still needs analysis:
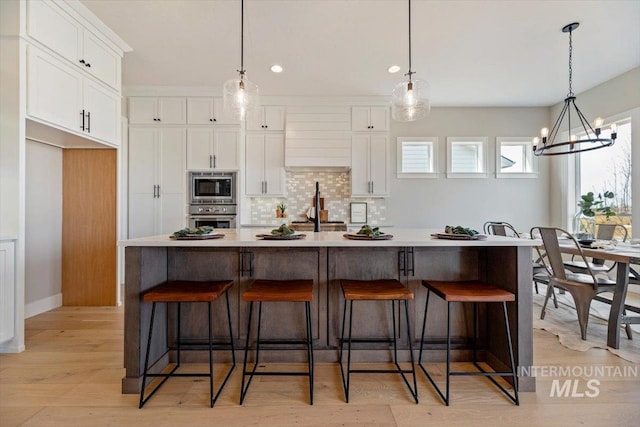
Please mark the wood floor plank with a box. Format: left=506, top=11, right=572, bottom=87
left=1, top=306, right=639, bottom=427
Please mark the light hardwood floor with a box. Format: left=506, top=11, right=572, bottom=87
left=1, top=306, right=639, bottom=426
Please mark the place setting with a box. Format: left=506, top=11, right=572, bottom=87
left=431, top=225, right=488, bottom=240
left=343, top=224, right=393, bottom=240
left=170, top=226, right=225, bottom=240
left=256, top=224, right=306, bottom=240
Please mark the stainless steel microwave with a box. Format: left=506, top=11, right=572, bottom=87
left=189, top=172, right=236, bottom=204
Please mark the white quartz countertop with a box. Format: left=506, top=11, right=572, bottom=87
left=119, top=228, right=540, bottom=248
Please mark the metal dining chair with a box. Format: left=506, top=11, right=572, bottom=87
left=533, top=226, right=625, bottom=341
left=485, top=221, right=549, bottom=295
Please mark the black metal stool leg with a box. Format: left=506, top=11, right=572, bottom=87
left=503, top=302, right=519, bottom=405
left=240, top=301, right=253, bottom=404
left=177, top=302, right=181, bottom=367
left=139, top=302, right=157, bottom=408
left=339, top=297, right=348, bottom=401
left=392, top=300, right=398, bottom=364
left=346, top=300, right=354, bottom=403
left=404, top=300, right=419, bottom=403
left=305, top=301, right=314, bottom=405
left=208, top=301, right=214, bottom=407
left=445, top=301, right=451, bottom=406
left=418, top=289, right=430, bottom=364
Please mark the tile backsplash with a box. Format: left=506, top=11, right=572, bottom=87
left=249, top=172, right=387, bottom=224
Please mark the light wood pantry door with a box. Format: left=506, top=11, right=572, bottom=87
left=62, top=149, right=117, bottom=306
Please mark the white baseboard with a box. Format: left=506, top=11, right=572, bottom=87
left=25, top=293, right=62, bottom=319
left=0, top=341, right=26, bottom=353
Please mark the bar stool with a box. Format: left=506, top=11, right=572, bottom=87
left=339, top=279, right=418, bottom=403
left=418, top=280, right=519, bottom=405
left=139, top=280, right=236, bottom=408
left=240, top=279, right=314, bottom=405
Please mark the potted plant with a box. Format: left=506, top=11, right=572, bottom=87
left=574, top=191, right=616, bottom=238
left=276, top=201, right=287, bottom=218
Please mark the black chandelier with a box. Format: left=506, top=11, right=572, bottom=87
left=533, top=22, right=617, bottom=156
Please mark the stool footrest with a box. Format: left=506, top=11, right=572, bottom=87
left=349, top=369, right=414, bottom=374
left=145, top=372, right=211, bottom=378
left=451, top=371, right=516, bottom=377
left=254, top=339, right=309, bottom=345
left=338, top=338, right=395, bottom=344
left=243, top=371, right=311, bottom=377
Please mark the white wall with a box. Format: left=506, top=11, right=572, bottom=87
left=387, top=107, right=550, bottom=232
left=24, top=141, right=62, bottom=317
left=548, top=67, right=640, bottom=230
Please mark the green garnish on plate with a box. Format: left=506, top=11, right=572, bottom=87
left=444, top=225, right=478, bottom=236
left=271, top=223, right=295, bottom=236
left=172, top=226, right=214, bottom=237
left=356, top=224, right=383, bottom=238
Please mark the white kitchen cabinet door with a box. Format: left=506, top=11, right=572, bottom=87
left=213, top=97, right=240, bottom=125
left=351, top=107, right=370, bottom=132
left=128, top=128, right=157, bottom=238
left=158, top=128, right=186, bottom=233
left=157, top=98, right=186, bottom=124
left=246, top=106, right=285, bottom=131
left=264, top=106, right=286, bottom=131
left=369, top=135, right=388, bottom=195
left=27, top=0, right=81, bottom=66
left=27, top=46, right=83, bottom=133
left=128, top=98, right=158, bottom=124
left=214, top=128, right=240, bottom=170
left=351, top=106, right=389, bottom=131
left=82, top=29, right=120, bottom=89
left=245, top=134, right=266, bottom=196
left=369, top=107, right=389, bottom=132
left=187, top=97, right=214, bottom=124
left=0, top=241, right=15, bottom=344
left=128, top=128, right=186, bottom=237
left=350, top=135, right=370, bottom=196
left=264, top=134, right=285, bottom=196
left=187, top=128, right=214, bottom=170
left=83, top=79, right=119, bottom=145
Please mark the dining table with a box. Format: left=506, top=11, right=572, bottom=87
left=557, top=241, right=640, bottom=348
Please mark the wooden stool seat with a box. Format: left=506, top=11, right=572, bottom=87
left=338, top=279, right=418, bottom=404
left=243, top=279, right=313, bottom=302
left=139, top=279, right=236, bottom=408
left=418, top=279, right=518, bottom=406
left=143, top=280, right=234, bottom=303
left=241, top=279, right=314, bottom=405
left=421, top=280, right=515, bottom=302
left=341, top=279, right=414, bottom=301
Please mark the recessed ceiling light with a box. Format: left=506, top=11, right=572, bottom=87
left=388, top=65, right=401, bottom=73
left=270, top=65, right=283, bottom=73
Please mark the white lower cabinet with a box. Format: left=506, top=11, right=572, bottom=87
left=0, top=241, right=15, bottom=344
left=27, top=45, right=120, bottom=146
left=351, top=134, right=389, bottom=197
left=129, top=128, right=186, bottom=238
left=245, top=134, right=285, bottom=196
left=187, top=127, right=239, bottom=170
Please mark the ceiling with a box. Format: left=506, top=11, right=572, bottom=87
left=81, top=0, right=640, bottom=107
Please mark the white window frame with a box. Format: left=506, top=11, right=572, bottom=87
left=446, top=137, right=488, bottom=178
left=396, top=137, right=438, bottom=178
left=495, top=137, right=538, bottom=178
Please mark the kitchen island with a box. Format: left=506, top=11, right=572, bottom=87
left=119, top=229, right=538, bottom=394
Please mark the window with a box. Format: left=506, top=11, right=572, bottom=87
left=446, top=137, right=488, bottom=178
left=396, top=137, right=438, bottom=178
left=496, top=137, right=538, bottom=178
left=576, top=119, right=632, bottom=236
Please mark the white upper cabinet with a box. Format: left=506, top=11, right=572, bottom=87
left=26, top=0, right=121, bottom=90
left=187, top=97, right=239, bottom=125
left=186, top=128, right=239, bottom=170
left=27, top=45, right=120, bottom=146
left=246, top=106, right=286, bottom=131
left=129, top=97, right=187, bottom=125
left=245, top=134, right=285, bottom=196
left=351, top=134, right=389, bottom=197
left=351, top=106, right=389, bottom=132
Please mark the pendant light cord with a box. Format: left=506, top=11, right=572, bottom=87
left=239, top=0, right=245, bottom=76
left=567, top=27, right=573, bottom=97
left=405, top=0, right=414, bottom=79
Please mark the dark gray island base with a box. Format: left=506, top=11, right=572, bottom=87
left=121, top=231, right=535, bottom=394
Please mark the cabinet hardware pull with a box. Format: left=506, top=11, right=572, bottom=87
left=157, top=185, right=160, bottom=197
left=370, top=181, right=373, bottom=193
left=157, top=118, right=161, bottom=122
left=209, top=118, right=213, bottom=122
left=264, top=181, right=267, bottom=193
left=209, top=155, right=213, bottom=168
left=85, top=62, right=91, bottom=68
left=213, top=118, right=217, bottom=122
left=213, top=155, right=217, bottom=168
left=152, top=185, right=156, bottom=198
left=86, top=111, right=90, bottom=133
left=80, top=109, right=85, bottom=131
left=79, top=59, right=85, bottom=64
left=407, top=247, right=415, bottom=276
left=398, top=249, right=405, bottom=277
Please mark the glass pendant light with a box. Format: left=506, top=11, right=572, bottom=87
left=223, top=0, right=259, bottom=121
left=391, top=0, right=430, bottom=122
left=533, top=23, right=616, bottom=156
